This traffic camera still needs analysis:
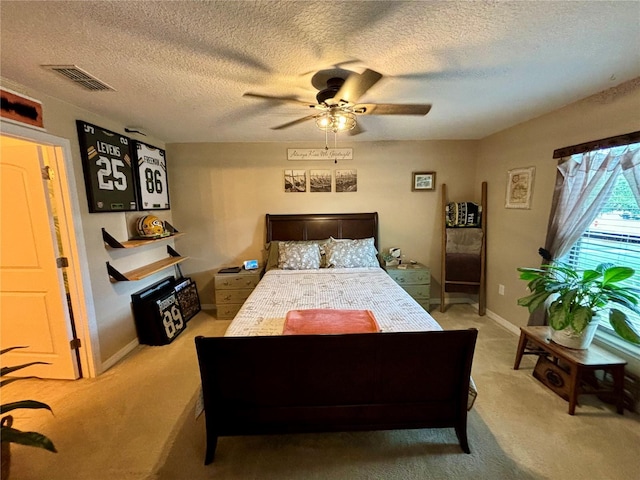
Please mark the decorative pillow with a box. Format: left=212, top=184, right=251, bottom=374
left=266, top=240, right=329, bottom=271
left=325, top=237, right=379, bottom=268
left=278, top=242, right=322, bottom=270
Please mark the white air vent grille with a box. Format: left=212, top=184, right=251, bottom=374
left=42, top=65, right=115, bottom=91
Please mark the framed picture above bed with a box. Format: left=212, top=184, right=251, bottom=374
left=284, top=169, right=306, bottom=192
left=310, top=170, right=331, bottom=192
left=336, top=169, right=357, bottom=192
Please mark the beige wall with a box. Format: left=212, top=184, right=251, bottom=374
left=167, top=140, right=479, bottom=305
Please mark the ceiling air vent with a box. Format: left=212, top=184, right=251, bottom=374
left=42, top=65, right=115, bottom=91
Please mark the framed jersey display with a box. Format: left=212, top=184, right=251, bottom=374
left=133, top=141, right=170, bottom=210
left=131, top=276, right=187, bottom=345
left=76, top=120, right=138, bottom=212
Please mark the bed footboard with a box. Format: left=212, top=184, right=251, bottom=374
left=195, top=329, right=477, bottom=464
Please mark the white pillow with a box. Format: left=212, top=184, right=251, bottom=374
left=325, top=237, right=379, bottom=268
left=278, top=242, right=322, bottom=270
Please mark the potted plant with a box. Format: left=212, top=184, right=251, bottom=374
left=1, top=346, right=57, bottom=479
left=518, top=262, right=640, bottom=349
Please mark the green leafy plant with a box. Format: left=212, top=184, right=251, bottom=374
left=518, top=262, right=640, bottom=345
left=1, top=346, right=56, bottom=452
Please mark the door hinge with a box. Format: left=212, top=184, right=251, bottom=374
left=70, top=338, right=81, bottom=350
left=57, top=257, right=69, bottom=268
left=41, top=166, right=52, bottom=180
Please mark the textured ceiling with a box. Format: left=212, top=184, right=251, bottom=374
left=1, top=1, right=639, bottom=143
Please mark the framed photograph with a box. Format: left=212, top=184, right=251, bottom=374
left=506, top=167, right=535, bottom=209
left=310, top=169, right=331, bottom=192
left=133, top=141, right=170, bottom=210
left=335, top=169, right=357, bottom=192
left=76, top=120, right=138, bottom=212
left=412, top=171, right=436, bottom=191
left=284, top=169, right=306, bottom=192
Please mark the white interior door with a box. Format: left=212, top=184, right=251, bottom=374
left=0, top=139, right=80, bottom=379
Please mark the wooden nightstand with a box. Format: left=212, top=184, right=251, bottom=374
left=384, top=263, right=431, bottom=311
left=214, top=266, right=264, bottom=319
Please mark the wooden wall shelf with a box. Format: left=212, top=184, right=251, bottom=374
left=102, top=223, right=182, bottom=249
left=107, top=245, right=187, bottom=282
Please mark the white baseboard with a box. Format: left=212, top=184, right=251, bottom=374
left=469, top=302, right=520, bottom=336
left=100, top=337, right=139, bottom=374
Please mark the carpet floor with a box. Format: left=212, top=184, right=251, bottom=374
left=4, top=304, right=639, bottom=479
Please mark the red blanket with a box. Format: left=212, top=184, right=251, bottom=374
left=283, top=309, right=380, bottom=335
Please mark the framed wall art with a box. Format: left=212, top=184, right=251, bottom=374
left=76, top=120, right=138, bottom=212
left=310, top=170, right=331, bottom=192
left=284, top=169, right=306, bottom=192
left=336, top=169, right=357, bottom=192
left=133, top=140, right=170, bottom=210
left=412, top=171, right=436, bottom=191
left=505, top=166, right=535, bottom=209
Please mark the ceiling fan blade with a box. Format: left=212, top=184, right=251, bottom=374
left=354, top=103, right=432, bottom=116
left=335, top=69, right=383, bottom=103
left=271, top=114, right=317, bottom=130
left=243, top=92, right=314, bottom=107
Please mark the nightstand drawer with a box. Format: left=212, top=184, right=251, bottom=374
left=216, top=288, right=253, bottom=304
left=402, top=284, right=430, bottom=301
left=386, top=269, right=430, bottom=285
left=215, top=274, right=261, bottom=290
left=216, top=304, right=242, bottom=320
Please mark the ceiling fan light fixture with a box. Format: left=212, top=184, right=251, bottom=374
left=315, top=111, right=356, bottom=132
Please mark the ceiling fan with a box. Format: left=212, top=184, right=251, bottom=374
left=243, top=68, right=432, bottom=135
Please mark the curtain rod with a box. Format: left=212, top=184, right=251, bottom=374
left=553, top=130, right=640, bottom=159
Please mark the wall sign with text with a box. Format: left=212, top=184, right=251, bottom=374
left=76, top=120, right=138, bottom=213
left=133, top=141, right=170, bottom=210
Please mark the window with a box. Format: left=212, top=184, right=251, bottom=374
left=560, top=153, right=640, bottom=356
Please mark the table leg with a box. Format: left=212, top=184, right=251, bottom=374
left=567, top=365, right=580, bottom=415
left=513, top=331, right=528, bottom=370
left=611, top=366, right=625, bottom=415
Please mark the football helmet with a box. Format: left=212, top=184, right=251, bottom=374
left=136, top=215, right=165, bottom=237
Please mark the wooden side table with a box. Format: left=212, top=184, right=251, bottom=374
left=514, top=326, right=627, bottom=415
left=214, top=266, right=264, bottom=319
left=384, top=263, right=431, bottom=311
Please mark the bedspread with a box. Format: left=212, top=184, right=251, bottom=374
left=225, top=268, right=442, bottom=336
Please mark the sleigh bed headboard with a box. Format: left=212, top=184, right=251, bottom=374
left=266, top=212, right=379, bottom=250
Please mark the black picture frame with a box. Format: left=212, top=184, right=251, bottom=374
left=132, top=140, right=170, bottom=210
left=76, top=120, right=138, bottom=212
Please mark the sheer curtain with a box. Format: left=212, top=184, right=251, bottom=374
left=528, top=143, right=640, bottom=326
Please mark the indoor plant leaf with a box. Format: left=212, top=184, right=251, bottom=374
left=609, top=309, right=640, bottom=345
left=0, top=426, right=57, bottom=452
left=570, top=306, right=593, bottom=333
left=602, top=266, right=635, bottom=285
left=1, top=400, right=53, bottom=415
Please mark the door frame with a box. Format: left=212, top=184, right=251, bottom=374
left=1, top=121, right=101, bottom=377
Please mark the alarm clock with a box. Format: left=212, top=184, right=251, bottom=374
left=243, top=259, right=259, bottom=270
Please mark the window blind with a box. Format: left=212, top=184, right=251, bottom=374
left=561, top=174, right=640, bottom=341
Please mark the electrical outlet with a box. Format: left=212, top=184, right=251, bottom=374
left=498, top=284, right=505, bottom=295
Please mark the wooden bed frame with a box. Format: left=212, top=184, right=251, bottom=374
left=195, top=213, right=478, bottom=464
